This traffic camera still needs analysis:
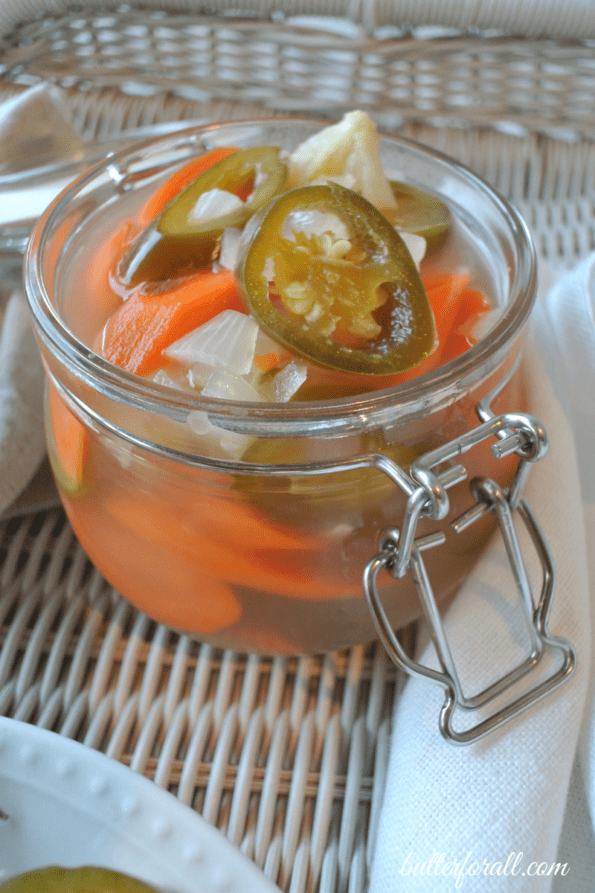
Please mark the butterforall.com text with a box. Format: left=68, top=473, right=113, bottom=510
left=400, top=852, right=569, bottom=887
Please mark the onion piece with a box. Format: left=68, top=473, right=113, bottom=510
left=152, top=367, right=194, bottom=392
left=262, top=360, right=308, bottom=402
left=273, top=360, right=308, bottom=402
left=164, top=309, right=259, bottom=376
left=188, top=188, right=243, bottom=225
left=187, top=409, right=253, bottom=458
left=196, top=369, right=263, bottom=456
left=202, top=369, right=266, bottom=402
left=461, top=307, right=500, bottom=342
left=218, top=226, right=243, bottom=271
left=398, top=231, right=426, bottom=268
left=282, top=208, right=349, bottom=241
left=255, top=328, right=282, bottom=356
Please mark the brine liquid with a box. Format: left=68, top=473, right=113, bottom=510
left=48, top=371, right=523, bottom=653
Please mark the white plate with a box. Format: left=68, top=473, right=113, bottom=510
left=0, top=717, right=280, bottom=892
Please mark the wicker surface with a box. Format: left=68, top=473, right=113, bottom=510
left=2, top=5, right=595, bottom=138
left=1, top=3, right=595, bottom=891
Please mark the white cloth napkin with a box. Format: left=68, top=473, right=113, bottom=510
left=0, top=288, right=49, bottom=516
left=0, top=83, right=85, bottom=518
left=369, top=256, right=595, bottom=891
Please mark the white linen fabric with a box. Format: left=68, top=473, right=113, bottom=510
left=0, top=83, right=84, bottom=517
left=0, top=288, right=48, bottom=515
left=370, top=255, right=595, bottom=892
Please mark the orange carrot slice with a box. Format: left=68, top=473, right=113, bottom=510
left=193, top=492, right=322, bottom=551
left=99, top=489, right=359, bottom=601
left=124, top=571, right=242, bottom=635
left=47, top=383, right=88, bottom=497
left=64, top=493, right=242, bottom=634
left=100, top=269, right=245, bottom=375
left=407, top=270, right=473, bottom=372
left=140, top=147, right=238, bottom=224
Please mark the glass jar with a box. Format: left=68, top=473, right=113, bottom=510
left=25, top=120, right=536, bottom=655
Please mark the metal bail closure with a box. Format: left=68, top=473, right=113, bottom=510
left=363, top=410, right=576, bottom=745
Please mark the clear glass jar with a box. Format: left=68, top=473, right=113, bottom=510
left=25, top=120, right=536, bottom=654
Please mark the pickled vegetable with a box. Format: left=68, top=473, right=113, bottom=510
left=387, top=181, right=450, bottom=244
left=46, top=384, right=88, bottom=498
left=286, top=109, right=399, bottom=212
left=100, top=268, right=243, bottom=375
left=237, top=182, right=436, bottom=375
left=120, top=146, right=287, bottom=284
left=95, top=113, right=490, bottom=400
left=0, top=866, right=158, bottom=893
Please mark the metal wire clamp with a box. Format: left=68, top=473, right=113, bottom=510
left=363, top=409, right=576, bottom=745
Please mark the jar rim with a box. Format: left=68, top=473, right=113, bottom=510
left=25, top=118, right=537, bottom=438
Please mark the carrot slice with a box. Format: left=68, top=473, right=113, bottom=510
left=47, top=383, right=88, bottom=497
left=253, top=346, right=292, bottom=372
left=119, top=565, right=242, bottom=635
left=64, top=493, right=242, bottom=634
left=409, top=270, right=473, bottom=371
left=140, top=147, right=238, bottom=224
left=99, top=488, right=359, bottom=601
left=100, top=269, right=245, bottom=375
left=193, top=492, right=322, bottom=551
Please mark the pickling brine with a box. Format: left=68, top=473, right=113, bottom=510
left=27, top=116, right=536, bottom=654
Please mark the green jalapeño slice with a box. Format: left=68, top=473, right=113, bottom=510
left=387, top=181, right=450, bottom=244
left=120, top=146, right=288, bottom=284
left=237, top=182, right=437, bottom=375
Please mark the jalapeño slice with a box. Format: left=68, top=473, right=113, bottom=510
left=387, top=181, right=450, bottom=244
left=120, top=146, right=288, bottom=285
left=237, top=182, right=436, bottom=375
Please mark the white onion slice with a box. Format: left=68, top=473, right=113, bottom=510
left=269, top=361, right=308, bottom=402
left=464, top=307, right=501, bottom=341
left=398, top=231, right=426, bottom=268
left=282, top=208, right=349, bottom=241
left=152, top=367, right=194, bottom=392
left=202, top=369, right=266, bottom=402
left=191, top=370, right=262, bottom=457
left=186, top=410, right=212, bottom=435
left=164, top=309, right=259, bottom=376
left=188, top=188, right=243, bottom=225
left=254, top=328, right=282, bottom=356
left=186, top=362, right=214, bottom=389
left=218, top=226, right=243, bottom=271
left=186, top=409, right=253, bottom=458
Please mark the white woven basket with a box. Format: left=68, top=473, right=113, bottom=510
left=1, top=3, right=594, bottom=890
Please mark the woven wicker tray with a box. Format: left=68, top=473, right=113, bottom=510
left=1, top=3, right=594, bottom=890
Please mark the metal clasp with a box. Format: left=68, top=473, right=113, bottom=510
left=363, top=381, right=576, bottom=745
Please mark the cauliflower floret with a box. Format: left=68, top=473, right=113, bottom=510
left=287, top=111, right=398, bottom=213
